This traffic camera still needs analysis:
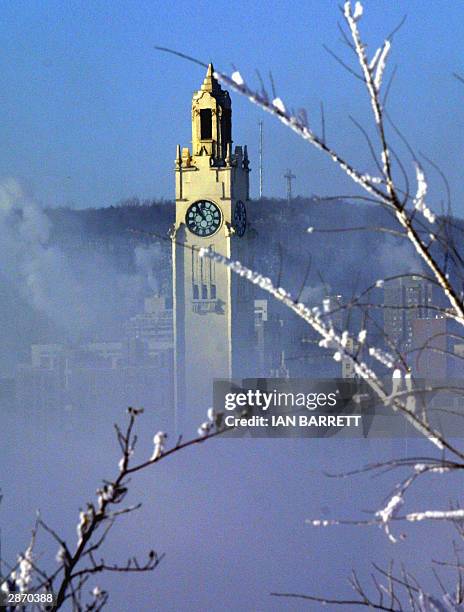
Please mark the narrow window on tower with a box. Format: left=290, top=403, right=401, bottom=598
left=209, top=245, right=216, bottom=299
left=192, top=247, right=200, bottom=300
left=202, top=284, right=208, bottom=299
left=222, top=108, right=231, bottom=144
left=200, top=109, right=212, bottom=139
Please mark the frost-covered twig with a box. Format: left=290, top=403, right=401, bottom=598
left=272, top=558, right=464, bottom=611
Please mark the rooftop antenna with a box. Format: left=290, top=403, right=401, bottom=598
left=258, top=120, right=264, bottom=199
left=284, top=169, right=296, bottom=203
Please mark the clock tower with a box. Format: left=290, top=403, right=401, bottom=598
left=172, top=64, right=253, bottom=427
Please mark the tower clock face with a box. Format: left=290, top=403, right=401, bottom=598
left=233, top=200, right=247, bottom=237
left=185, top=200, right=222, bottom=237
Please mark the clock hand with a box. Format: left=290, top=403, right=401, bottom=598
left=197, top=203, right=207, bottom=220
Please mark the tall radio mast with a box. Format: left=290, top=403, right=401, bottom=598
left=284, top=168, right=296, bottom=203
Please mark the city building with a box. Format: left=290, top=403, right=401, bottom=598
left=411, top=315, right=460, bottom=378
left=384, top=276, right=438, bottom=352
left=15, top=295, right=174, bottom=430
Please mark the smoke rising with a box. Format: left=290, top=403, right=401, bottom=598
left=0, top=178, right=164, bottom=375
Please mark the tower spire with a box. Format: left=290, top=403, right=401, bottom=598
left=201, top=63, right=219, bottom=93
left=191, top=63, right=231, bottom=159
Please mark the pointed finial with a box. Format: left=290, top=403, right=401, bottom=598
left=201, top=63, right=220, bottom=93
left=225, top=142, right=232, bottom=166
left=243, top=145, right=249, bottom=169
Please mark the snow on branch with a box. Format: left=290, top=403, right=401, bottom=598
left=343, top=1, right=386, bottom=125
left=414, top=164, right=436, bottom=223
left=405, top=509, right=464, bottom=523
left=211, top=73, right=391, bottom=204
left=373, top=40, right=391, bottom=91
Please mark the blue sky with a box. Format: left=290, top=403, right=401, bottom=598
left=1, top=1, right=463, bottom=211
